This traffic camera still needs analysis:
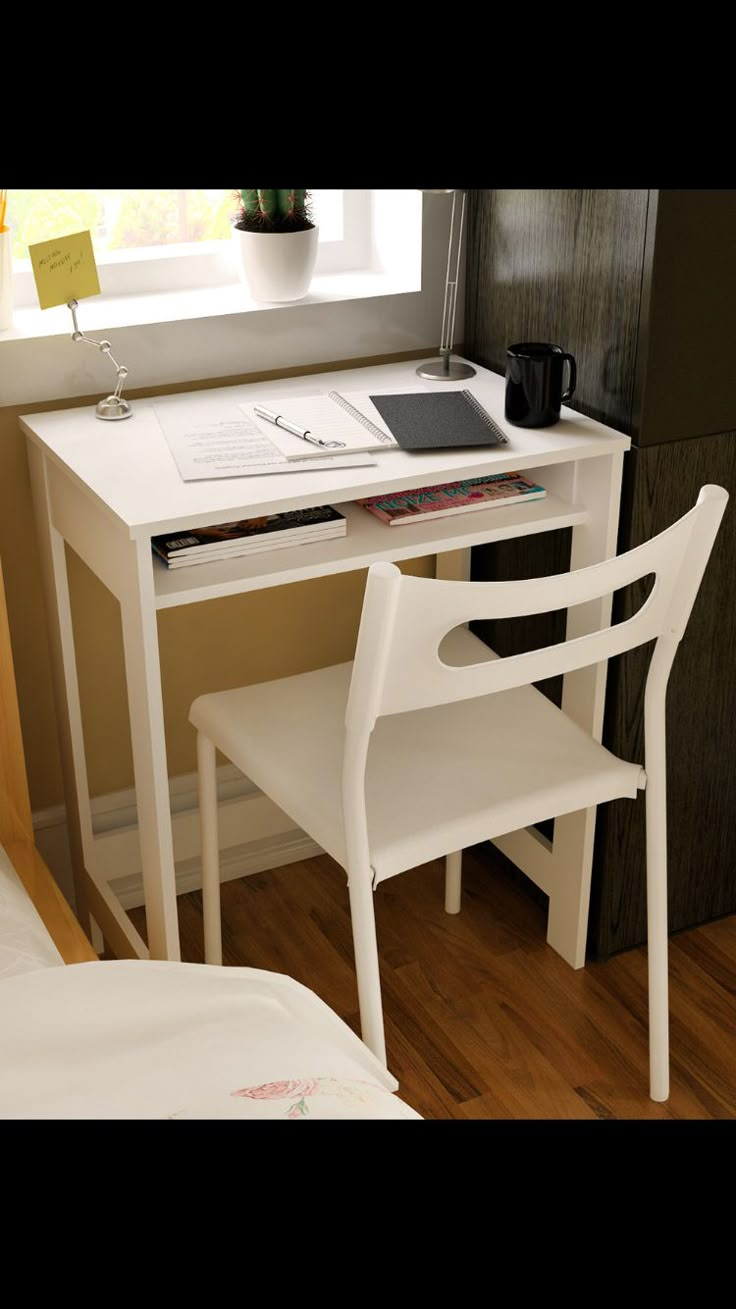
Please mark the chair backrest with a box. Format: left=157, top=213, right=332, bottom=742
left=346, top=485, right=729, bottom=734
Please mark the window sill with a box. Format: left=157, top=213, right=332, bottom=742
left=0, top=191, right=455, bottom=409
left=0, top=266, right=420, bottom=344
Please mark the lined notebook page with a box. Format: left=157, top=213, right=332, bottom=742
left=244, top=387, right=426, bottom=457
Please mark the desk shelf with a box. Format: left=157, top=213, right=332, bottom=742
left=152, top=493, right=588, bottom=609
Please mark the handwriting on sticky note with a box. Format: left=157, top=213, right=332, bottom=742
left=29, top=230, right=101, bottom=309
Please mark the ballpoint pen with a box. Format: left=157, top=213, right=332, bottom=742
left=253, top=404, right=346, bottom=449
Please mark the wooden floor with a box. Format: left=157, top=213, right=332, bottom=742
left=129, top=846, right=736, bottom=1120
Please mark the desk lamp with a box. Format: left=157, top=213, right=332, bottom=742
left=28, top=229, right=133, bottom=422
left=68, top=298, right=132, bottom=420
left=416, top=190, right=476, bottom=381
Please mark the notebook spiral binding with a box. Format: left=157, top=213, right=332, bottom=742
left=328, top=391, right=397, bottom=445
left=461, top=390, right=510, bottom=444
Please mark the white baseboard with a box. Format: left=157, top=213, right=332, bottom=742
left=33, top=764, right=322, bottom=913
left=110, top=828, right=322, bottom=911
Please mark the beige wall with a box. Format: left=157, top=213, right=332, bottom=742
left=0, top=353, right=434, bottom=811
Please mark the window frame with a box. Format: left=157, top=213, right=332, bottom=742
left=11, top=189, right=372, bottom=308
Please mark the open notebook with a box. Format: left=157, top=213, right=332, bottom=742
left=244, top=390, right=404, bottom=457
left=243, top=388, right=509, bottom=458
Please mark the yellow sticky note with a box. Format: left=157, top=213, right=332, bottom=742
left=29, top=230, right=101, bottom=309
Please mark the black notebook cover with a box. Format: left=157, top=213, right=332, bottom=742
left=368, top=390, right=510, bottom=450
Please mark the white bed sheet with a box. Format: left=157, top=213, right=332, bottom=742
left=0, top=959, right=421, bottom=1120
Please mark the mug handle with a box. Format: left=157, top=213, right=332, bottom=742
left=561, top=353, right=577, bottom=402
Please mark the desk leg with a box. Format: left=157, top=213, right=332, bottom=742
left=120, top=539, right=180, bottom=961
left=547, top=451, right=625, bottom=967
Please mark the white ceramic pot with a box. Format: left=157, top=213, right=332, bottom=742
left=233, top=224, right=319, bottom=303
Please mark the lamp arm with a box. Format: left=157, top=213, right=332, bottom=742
left=68, top=299, right=131, bottom=420
left=438, top=190, right=466, bottom=355
left=110, top=355, right=129, bottom=403
left=438, top=191, right=458, bottom=354
left=415, top=189, right=475, bottom=382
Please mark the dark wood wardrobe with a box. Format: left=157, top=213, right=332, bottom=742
left=464, top=189, right=736, bottom=958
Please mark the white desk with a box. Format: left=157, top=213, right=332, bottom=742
left=21, top=359, right=630, bottom=967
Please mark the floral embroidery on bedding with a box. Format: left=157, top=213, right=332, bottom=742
left=232, top=1077, right=381, bottom=1119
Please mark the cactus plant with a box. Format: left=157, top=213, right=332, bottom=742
left=232, top=189, right=318, bottom=301
left=233, top=189, right=314, bottom=233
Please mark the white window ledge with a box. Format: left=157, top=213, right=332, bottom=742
left=0, top=266, right=420, bottom=344
left=0, top=193, right=459, bottom=409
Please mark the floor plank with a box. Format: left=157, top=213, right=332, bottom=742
left=129, top=845, right=736, bottom=1120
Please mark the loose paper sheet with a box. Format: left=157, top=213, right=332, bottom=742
left=153, top=397, right=376, bottom=481
left=29, top=230, right=101, bottom=309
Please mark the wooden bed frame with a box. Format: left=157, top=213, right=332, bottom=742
left=0, top=559, right=96, bottom=964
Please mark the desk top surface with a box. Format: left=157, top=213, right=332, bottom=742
left=21, top=359, right=630, bottom=538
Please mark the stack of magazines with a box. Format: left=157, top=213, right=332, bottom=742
left=357, top=471, right=546, bottom=526
left=151, top=506, right=346, bottom=568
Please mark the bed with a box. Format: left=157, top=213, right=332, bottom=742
left=0, top=560, right=420, bottom=1121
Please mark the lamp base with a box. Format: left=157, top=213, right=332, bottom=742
left=416, top=356, right=476, bottom=381
left=96, top=396, right=133, bottom=421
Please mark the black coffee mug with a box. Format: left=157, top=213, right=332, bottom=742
left=505, top=342, right=577, bottom=427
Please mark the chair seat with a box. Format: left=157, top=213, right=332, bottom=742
left=190, top=628, right=644, bottom=884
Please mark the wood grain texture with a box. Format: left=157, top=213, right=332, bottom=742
left=464, top=189, right=650, bottom=432
left=636, top=190, right=736, bottom=445
left=464, top=188, right=649, bottom=710
left=127, top=847, right=736, bottom=1119
left=464, top=190, right=736, bottom=952
left=589, top=433, right=736, bottom=956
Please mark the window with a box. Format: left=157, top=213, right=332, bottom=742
left=9, top=189, right=369, bottom=307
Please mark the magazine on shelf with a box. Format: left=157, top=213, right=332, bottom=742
left=155, top=529, right=345, bottom=568
left=152, top=522, right=345, bottom=564
left=151, top=506, right=346, bottom=567
left=357, top=472, right=546, bottom=526
left=153, top=525, right=345, bottom=564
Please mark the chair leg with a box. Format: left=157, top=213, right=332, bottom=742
left=445, top=850, right=462, bottom=914
left=646, top=769, right=670, bottom=1103
left=347, top=866, right=387, bottom=1066
left=197, top=731, right=222, bottom=966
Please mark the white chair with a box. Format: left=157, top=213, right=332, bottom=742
left=190, top=486, right=728, bottom=1102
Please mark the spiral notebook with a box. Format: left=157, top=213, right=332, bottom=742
left=368, top=390, right=510, bottom=450
left=245, top=388, right=509, bottom=458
